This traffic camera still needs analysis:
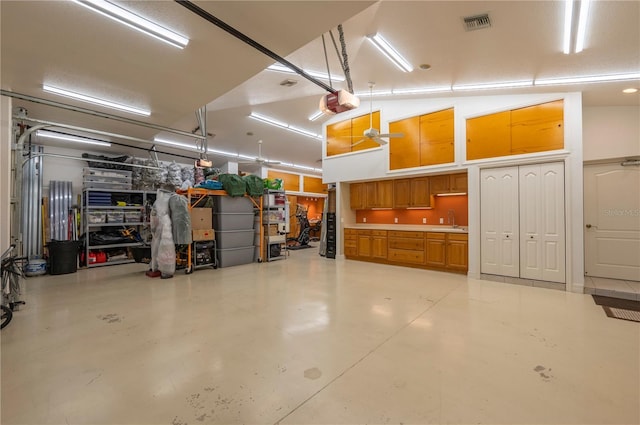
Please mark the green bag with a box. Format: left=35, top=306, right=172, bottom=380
left=217, top=173, right=246, bottom=197
left=243, top=174, right=264, bottom=197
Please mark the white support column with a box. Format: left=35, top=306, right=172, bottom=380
left=220, top=161, right=238, bottom=175
left=259, top=166, right=269, bottom=179
left=0, top=95, right=12, bottom=253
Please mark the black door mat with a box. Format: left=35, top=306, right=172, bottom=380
left=592, top=295, right=640, bottom=323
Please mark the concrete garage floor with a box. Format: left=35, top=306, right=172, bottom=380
left=1, top=248, right=638, bottom=424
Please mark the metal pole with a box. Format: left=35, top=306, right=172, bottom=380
left=2, top=89, right=206, bottom=140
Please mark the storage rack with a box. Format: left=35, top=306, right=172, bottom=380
left=82, top=188, right=155, bottom=267
left=176, top=188, right=261, bottom=272
left=262, top=189, right=287, bottom=262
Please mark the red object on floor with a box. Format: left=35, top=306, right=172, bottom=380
left=145, top=270, right=161, bottom=278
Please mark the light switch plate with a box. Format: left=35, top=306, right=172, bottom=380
left=394, top=217, right=398, bottom=223
left=363, top=217, right=366, bottom=223
left=440, top=217, right=444, bottom=224
left=422, top=218, right=427, bottom=224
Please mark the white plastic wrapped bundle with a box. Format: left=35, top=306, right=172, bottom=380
left=131, top=158, right=144, bottom=189
left=150, top=189, right=175, bottom=277
left=194, top=167, right=205, bottom=185
left=181, top=166, right=194, bottom=186
left=165, top=161, right=183, bottom=188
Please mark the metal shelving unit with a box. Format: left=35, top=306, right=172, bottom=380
left=82, top=188, right=155, bottom=267
left=262, top=189, right=287, bottom=262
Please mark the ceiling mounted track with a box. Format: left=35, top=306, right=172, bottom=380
left=2, top=89, right=206, bottom=140
left=174, top=0, right=337, bottom=94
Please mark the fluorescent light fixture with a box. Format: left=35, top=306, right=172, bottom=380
left=154, top=137, right=195, bottom=149
left=267, top=64, right=345, bottom=82
left=71, top=0, right=189, bottom=49
left=575, top=0, right=591, bottom=53
left=367, top=33, right=413, bottom=72
left=207, top=148, right=240, bottom=157
left=43, top=84, right=151, bottom=116
left=249, top=112, right=322, bottom=140
left=535, top=72, right=640, bottom=86
left=392, top=86, right=452, bottom=95
left=355, top=89, right=393, bottom=97
left=406, top=207, right=433, bottom=210
left=563, top=0, right=574, bottom=54
left=623, top=88, right=638, bottom=94
left=436, top=192, right=467, bottom=197
left=453, top=80, right=533, bottom=91
left=237, top=154, right=255, bottom=160
left=38, top=130, right=111, bottom=147
left=308, top=110, right=324, bottom=121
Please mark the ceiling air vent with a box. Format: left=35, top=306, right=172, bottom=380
left=280, top=79, right=298, bottom=87
left=463, top=13, right=491, bottom=31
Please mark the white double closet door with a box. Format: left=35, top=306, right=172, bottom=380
left=481, top=162, right=565, bottom=283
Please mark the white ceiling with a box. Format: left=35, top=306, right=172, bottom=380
left=2, top=1, right=639, bottom=174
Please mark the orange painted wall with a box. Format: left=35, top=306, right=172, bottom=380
left=355, top=195, right=468, bottom=226
left=297, top=196, right=324, bottom=220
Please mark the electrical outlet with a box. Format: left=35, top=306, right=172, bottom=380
left=422, top=218, right=427, bottom=224
left=363, top=217, right=366, bottom=223
left=394, top=217, right=398, bottom=223
left=439, top=217, right=444, bottom=224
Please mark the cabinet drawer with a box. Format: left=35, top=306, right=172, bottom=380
left=345, top=246, right=358, bottom=257
left=358, top=230, right=372, bottom=236
left=388, top=238, right=425, bottom=250
left=344, top=239, right=357, bottom=248
left=426, top=232, right=445, bottom=240
left=388, top=248, right=425, bottom=264
left=447, top=233, right=468, bottom=241
left=371, top=230, right=387, bottom=236
left=388, top=230, right=424, bottom=239
left=344, top=228, right=357, bottom=236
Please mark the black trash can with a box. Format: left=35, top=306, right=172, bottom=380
left=48, top=240, right=80, bottom=275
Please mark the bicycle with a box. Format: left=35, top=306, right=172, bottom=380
left=1, top=244, right=27, bottom=329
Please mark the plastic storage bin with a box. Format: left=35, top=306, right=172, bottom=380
left=124, top=211, right=142, bottom=223
left=212, top=213, right=254, bottom=230
left=214, top=196, right=253, bottom=213
left=216, top=246, right=254, bottom=268
left=106, top=210, right=124, bottom=223
left=86, top=211, right=106, bottom=224
left=215, top=229, right=254, bottom=249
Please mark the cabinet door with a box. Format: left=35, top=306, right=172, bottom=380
left=426, top=235, right=446, bottom=267
left=450, top=174, right=468, bottom=193
left=429, top=175, right=450, bottom=195
left=344, top=229, right=358, bottom=257
left=466, top=111, right=511, bottom=160
left=350, top=183, right=366, bottom=209
left=326, top=119, right=352, bottom=157
left=411, top=177, right=431, bottom=207
left=357, top=233, right=372, bottom=257
left=371, top=236, right=388, bottom=259
left=511, top=100, right=564, bottom=155
left=519, top=163, right=565, bottom=283
left=393, top=179, right=412, bottom=208
left=446, top=234, right=468, bottom=271
left=365, top=181, right=378, bottom=208
left=377, top=180, right=394, bottom=208
left=352, top=112, right=381, bottom=152
left=389, top=116, right=420, bottom=170
left=420, top=108, right=455, bottom=166
left=480, top=167, right=519, bottom=277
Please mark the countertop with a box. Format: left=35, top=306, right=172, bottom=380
left=345, top=224, right=468, bottom=233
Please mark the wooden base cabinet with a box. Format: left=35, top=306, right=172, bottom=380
left=446, top=233, right=469, bottom=271
left=343, top=228, right=467, bottom=273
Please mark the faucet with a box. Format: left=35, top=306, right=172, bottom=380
left=447, top=209, right=457, bottom=228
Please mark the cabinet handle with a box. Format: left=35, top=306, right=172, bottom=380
left=530, top=236, right=534, bottom=239
left=586, top=224, right=592, bottom=228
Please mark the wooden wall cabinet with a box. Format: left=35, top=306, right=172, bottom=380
left=466, top=100, right=564, bottom=161
left=390, top=109, right=454, bottom=170
left=357, top=230, right=372, bottom=257
left=367, top=180, right=394, bottom=208
left=393, top=177, right=431, bottom=208
left=420, top=108, right=455, bottom=166
left=350, top=183, right=366, bottom=209
left=327, top=112, right=380, bottom=157
left=430, top=173, right=468, bottom=194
